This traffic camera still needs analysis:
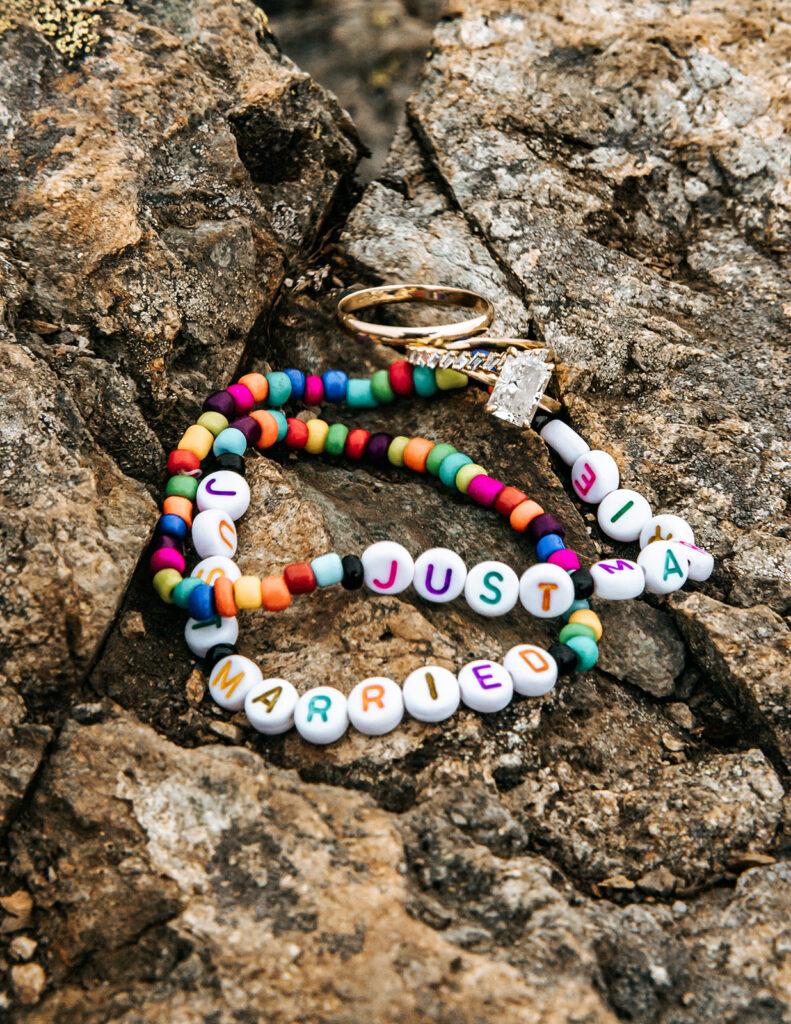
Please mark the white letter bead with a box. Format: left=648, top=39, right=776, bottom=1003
left=191, top=556, right=241, bottom=585
left=639, top=513, right=695, bottom=550
left=675, top=541, right=715, bottom=582
left=503, top=645, right=558, bottom=697
left=458, top=660, right=513, bottom=713
left=597, top=488, right=652, bottom=542
left=192, top=508, right=238, bottom=558
left=244, top=678, right=298, bottom=734
left=638, top=541, right=690, bottom=595
left=519, top=563, right=575, bottom=618
left=209, top=654, right=261, bottom=711
left=184, top=614, right=239, bottom=658
left=412, top=548, right=467, bottom=603
left=571, top=450, right=620, bottom=504
left=464, top=561, right=519, bottom=617
left=196, top=471, right=251, bottom=520
left=590, top=559, right=645, bottom=600
left=540, top=419, right=590, bottom=466
left=294, top=686, right=349, bottom=745
left=362, top=541, right=414, bottom=595
left=347, top=677, right=404, bottom=736
left=402, top=666, right=460, bottom=723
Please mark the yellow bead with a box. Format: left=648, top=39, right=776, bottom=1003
left=387, top=436, right=410, bottom=467
left=455, top=464, right=486, bottom=494
left=435, top=368, right=468, bottom=390
left=153, top=568, right=182, bottom=603
left=197, top=412, right=229, bottom=437
left=305, top=418, right=330, bottom=454
left=569, top=609, right=602, bottom=641
left=178, top=424, right=214, bottom=460
left=234, top=576, right=262, bottom=610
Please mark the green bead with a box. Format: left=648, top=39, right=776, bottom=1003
left=562, top=598, right=590, bottom=622
left=438, top=452, right=472, bottom=487
left=435, top=368, right=468, bottom=390
left=172, top=577, right=203, bottom=610
left=166, top=475, right=198, bottom=500
left=455, top=463, right=486, bottom=494
left=325, top=423, right=349, bottom=456
left=197, top=412, right=229, bottom=437
left=566, top=635, right=599, bottom=672
left=347, top=378, right=379, bottom=408
left=370, top=370, right=395, bottom=404
left=153, top=568, right=183, bottom=603
left=425, top=443, right=457, bottom=476
left=388, top=436, right=409, bottom=466
left=413, top=366, right=438, bottom=397
left=266, top=371, right=292, bottom=407
left=559, top=623, right=598, bottom=645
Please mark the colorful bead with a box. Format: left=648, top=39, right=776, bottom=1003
left=212, top=427, right=247, bottom=457
left=362, top=541, right=414, bottom=594
left=156, top=513, right=188, bottom=541
left=571, top=450, right=620, bottom=504
left=203, top=391, right=235, bottom=419
left=191, top=556, right=240, bottom=585
left=412, top=366, right=438, bottom=397
left=637, top=541, right=690, bottom=595
left=188, top=582, right=216, bottom=622
left=325, top=422, right=349, bottom=456
left=548, top=549, right=580, bottom=571
left=559, top=622, right=598, bottom=645
left=166, top=474, right=199, bottom=500
left=213, top=576, right=238, bottom=617
left=540, top=419, right=589, bottom=466
left=185, top=613, right=239, bottom=658
left=178, top=424, right=214, bottom=460
left=229, top=416, right=262, bottom=447
left=321, top=370, right=348, bottom=402
left=464, top=561, right=519, bottom=617
left=311, top=552, right=344, bottom=587
left=294, top=686, right=349, bottom=745
left=304, top=375, right=324, bottom=406
left=569, top=609, right=602, bottom=641
left=509, top=499, right=544, bottom=531
left=403, top=437, right=435, bottom=473
left=284, top=369, right=306, bottom=401
left=265, top=372, right=292, bottom=407
left=565, top=635, right=599, bottom=671
left=458, top=660, right=513, bottom=713
left=244, top=677, right=299, bottom=734
left=344, top=428, right=370, bottom=459
left=526, top=513, right=565, bottom=544
left=364, top=432, right=393, bottom=463
left=536, top=533, right=565, bottom=561
left=197, top=412, right=229, bottom=437
left=305, top=418, right=329, bottom=454
left=639, top=514, right=695, bottom=550
left=548, top=642, right=577, bottom=676
left=152, top=568, right=182, bottom=603
left=503, top=644, right=558, bottom=696
left=402, top=666, right=460, bottom=722
left=150, top=547, right=185, bottom=574
left=494, top=486, right=528, bottom=517
left=209, top=654, right=260, bottom=711
left=155, top=534, right=184, bottom=554
left=249, top=410, right=279, bottom=449
left=434, top=368, right=467, bottom=389
left=234, top=575, right=263, bottom=610
left=454, top=463, right=486, bottom=494
left=347, top=677, right=404, bottom=736
left=283, top=562, right=316, bottom=595
left=590, top=559, right=645, bottom=600
left=341, top=555, right=364, bottom=589
left=570, top=568, right=595, bottom=599
left=172, top=576, right=203, bottom=609
left=467, top=474, right=505, bottom=508
left=563, top=598, right=590, bottom=620
left=519, top=563, right=575, bottom=618
left=226, top=383, right=255, bottom=416
left=387, top=436, right=410, bottom=466
left=438, top=452, right=472, bottom=488
left=425, top=442, right=456, bottom=476
left=285, top=418, right=310, bottom=449
left=260, top=575, right=292, bottom=611
left=196, top=471, right=250, bottom=520
left=192, top=508, right=237, bottom=558
left=388, top=360, right=414, bottom=395
left=597, top=488, right=652, bottom=543
left=237, top=372, right=269, bottom=402
left=413, top=548, right=467, bottom=603
left=346, top=378, right=379, bottom=408
left=370, top=369, right=395, bottom=404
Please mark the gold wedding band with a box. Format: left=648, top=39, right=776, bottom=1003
left=337, top=284, right=494, bottom=345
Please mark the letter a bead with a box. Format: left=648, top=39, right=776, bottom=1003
left=402, top=666, right=460, bottom=722
left=209, top=654, right=261, bottom=711
left=571, top=450, right=620, bottom=504
left=464, top=561, right=519, bottom=616
left=458, top=660, right=513, bottom=713
left=244, top=678, right=299, bottom=734
left=412, top=548, right=467, bottom=603
left=196, top=471, right=251, bottom=520
left=597, top=488, right=652, bottom=542
left=294, top=686, right=349, bottom=745
left=347, top=677, right=404, bottom=735
left=638, top=541, right=690, bottom=595
left=362, top=541, right=414, bottom=595
left=518, top=563, right=575, bottom=618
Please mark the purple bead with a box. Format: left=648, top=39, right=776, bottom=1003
left=203, top=390, right=236, bottom=418
left=526, top=512, right=565, bottom=543
left=152, top=534, right=184, bottom=554
left=365, top=432, right=393, bottom=463
left=466, top=474, right=505, bottom=508
left=230, top=415, right=262, bottom=446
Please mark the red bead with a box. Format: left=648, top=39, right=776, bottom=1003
left=285, top=418, right=310, bottom=448
left=345, top=428, right=370, bottom=459
left=494, top=486, right=529, bottom=517
left=167, top=450, right=201, bottom=476
left=388, top=360, right=414, bottom=395
left=283, top=562, right=317, bottom=595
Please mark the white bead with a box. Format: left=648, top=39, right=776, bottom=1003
left=191, top=556, right=241, bottom=585
left=540, top=419, right=590, bottom=466
left=402, top=666, right=460, bottom=723
left=674, top=541, right=714, bottom=582
left=294, top=686, right=349, bottom=745
left=362, top=541, right=414, bottom=595
left=464, top=561, right=519, bottom=616
left=412, top=548, right=467, bottom=603
left=597, top=488, right=652, bottom=542
left=519, top=563, right=575, bottom=618
left=208, top=654, right=261, bottom=711
left=184, top=614, right=239, bottom=658
left=191, top=509, right=238, bottom=558
left=571, top=450, right=620, bottom=504
left=458, top=660, right=514, bottom=713
left=638, top=541, right=690, bottom=595
left=196, top=471, right=251, bottom=520
left=503, top=645, right=558, bottom=696
left=639, top=513, right=695, bottom=550
left=244, top=678, right=298, bottom=734
left=347, top=677, right=404, bottom=736
left=590, top=559, right=645, bottom=600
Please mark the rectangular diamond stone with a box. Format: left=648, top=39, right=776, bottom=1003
left=486, top=350, right=553, bottom=427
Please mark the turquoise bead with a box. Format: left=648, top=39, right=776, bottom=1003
left=425, top=443, right=457, bottom=476
left=562, top=599, right=590, bottom=622
left=212, top=427, right=247, bottom=457
left=310, top=552, right=344, bottom=587
left=346, top=378, right=379, bottom=408
left=566, top=635, right=599, bottom=672
left=413, top=366, right=438, bottom=397
left=438, top=452, right=472, bottom=488
left=270, top=409, right=288, bottom=442
left=172, top=577, right=203, bottom=609
left=266, top=371, right=292, bottom=407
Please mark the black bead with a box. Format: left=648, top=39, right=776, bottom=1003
left=216, top=452, right=246, bottom=475
left=205, top=643, right=237, bottom=669
left=532, top=410, right=555, bottom=433
left=570, top=568, right=594, bottom=599
left=341, top=554, right=364, bottom=590
left=549, top=642, right=577, bottom=676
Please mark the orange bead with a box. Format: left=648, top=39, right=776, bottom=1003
left=250, top=410, right=280, bottom=449
left=403, top=437, right=435, bottom=473
left=260, top=575, right=292, bottom=612
left=214, top=576, right=238, bottom=617
left=163, top=496, right=192, bottom=527
left=238, top=373, right=269, bottom=403
left=510, top=499, right=545, bottom=532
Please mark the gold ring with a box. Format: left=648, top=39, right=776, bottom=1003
left=337, top=284, right=494, bottom=345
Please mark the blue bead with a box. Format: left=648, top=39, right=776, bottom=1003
left=266, top=371, right=292, bottom=407
left=562, top=598, right=590, bottom=622
left=536, top=533, right=565, bottom=562
left=269, top=409, right=288, bottom=442
left=346, top=378, right=379, bottom=408
left=413, top=366, right=438, bottom=397
left=172, top=577, right=203, bottom=610
left=438, top=452, right=473, bottom=488
left=284, top=369, right=306, bottom=401
left=188, top=582, right=216, bottom=622
left=310, top=552, right=344, bottom=587
left=156, top=513, right=187, bottom=540
left=212, top=427, right=247, bottom=457
left=322, top=370, right=348, bottom=402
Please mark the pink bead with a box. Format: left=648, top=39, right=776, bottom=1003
left=466, top=475, right=505, bottom=507
left=149, top=547, right=186, bottom=575
left=548, top=549, right=580, bottom=571
left=226, top=383, right=255, bottom=415
left=304, top=375, right=324, bottom=406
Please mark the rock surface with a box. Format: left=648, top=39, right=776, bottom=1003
left=2, top=0, right=790, bottom=1021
